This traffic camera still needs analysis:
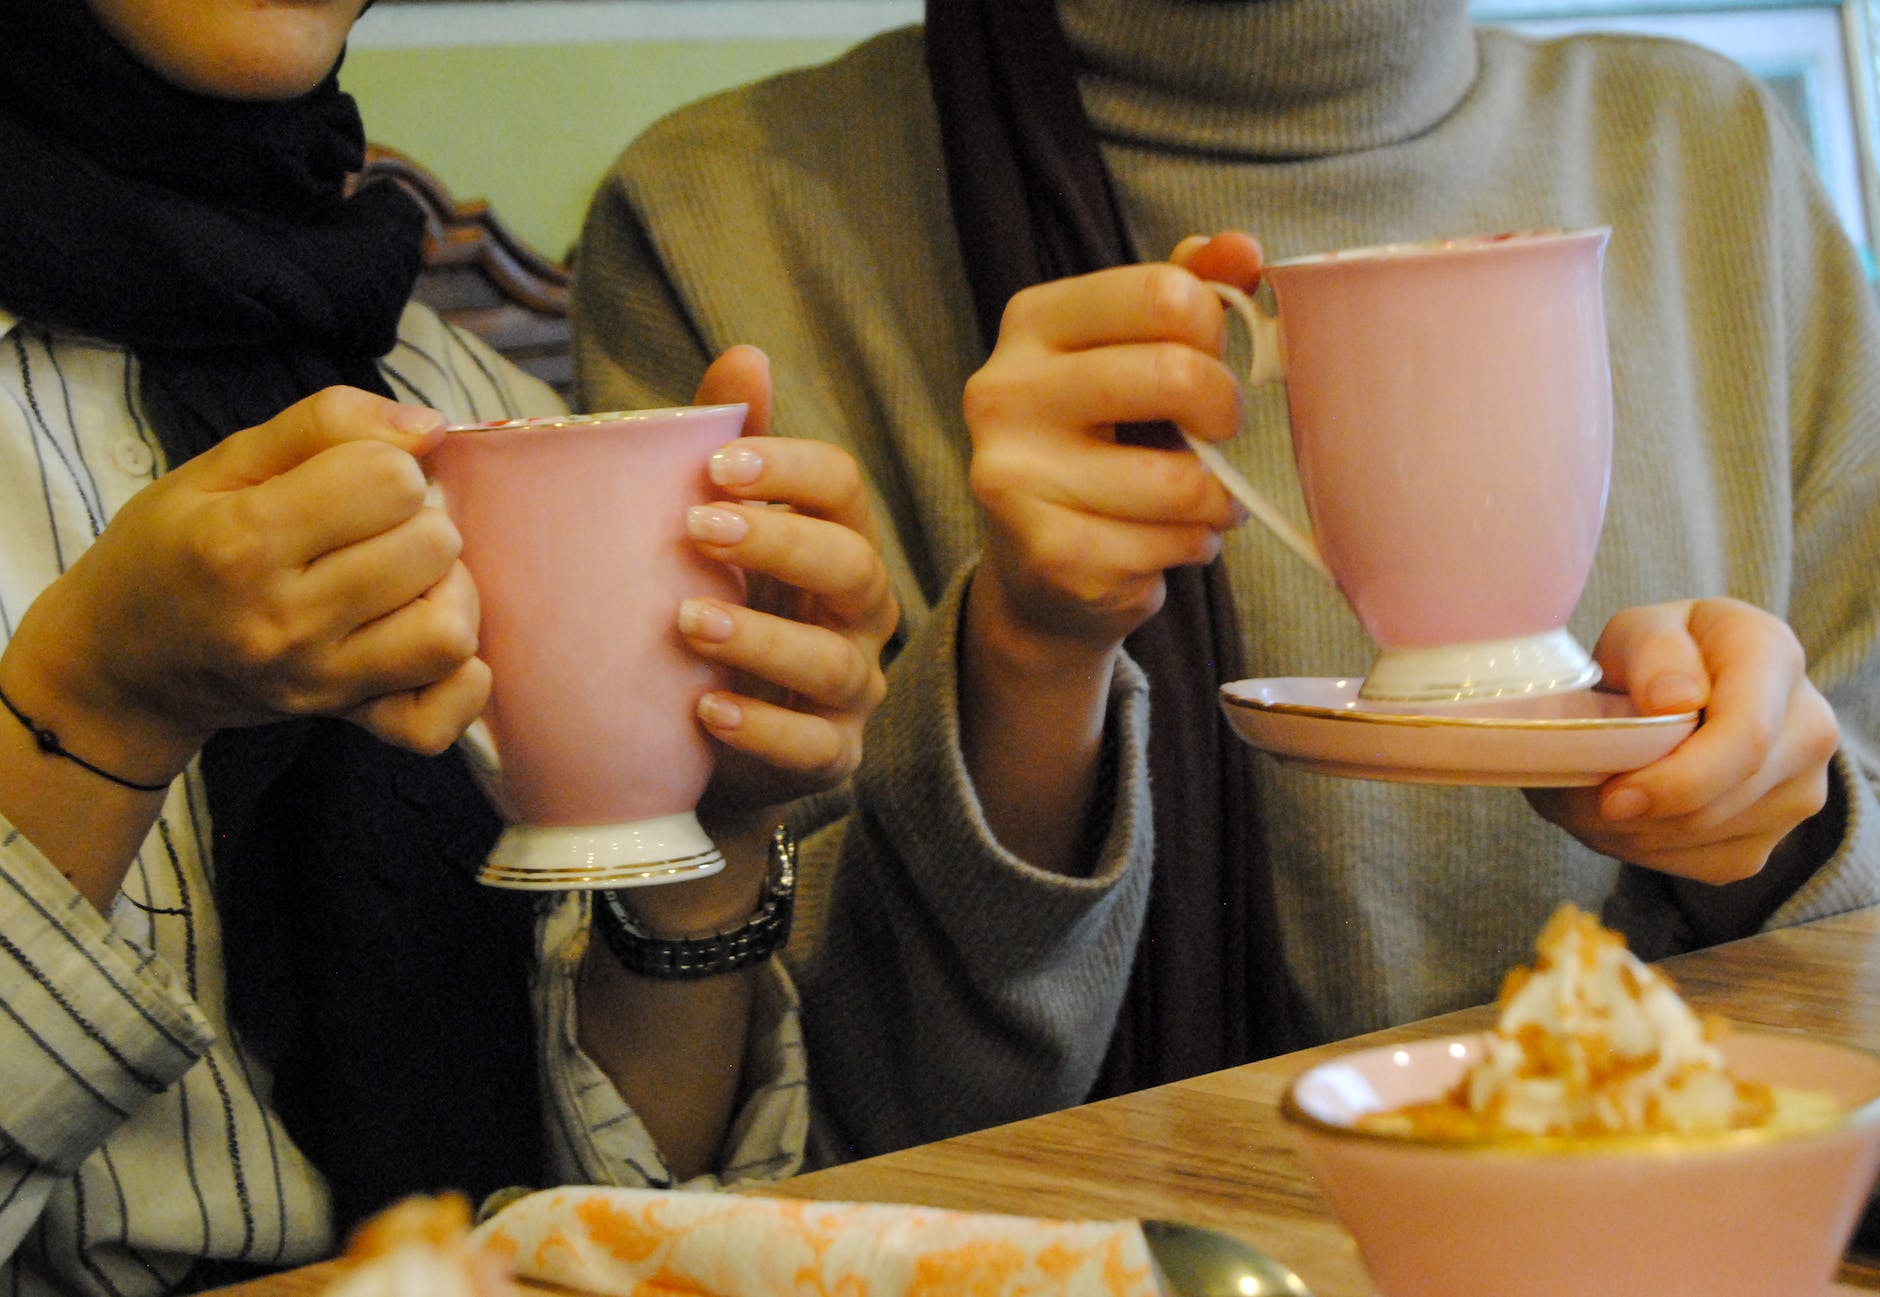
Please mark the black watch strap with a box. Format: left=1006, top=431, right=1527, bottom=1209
left=595, top=825, right=796, bottom=979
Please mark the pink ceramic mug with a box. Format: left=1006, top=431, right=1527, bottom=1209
left=1199, top=228, right=1614, bottom=703
left=428, top=405, right=747, bottom=890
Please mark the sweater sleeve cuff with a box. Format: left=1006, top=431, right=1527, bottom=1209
left=1767, top=744, right=1880, bottom=927
left=852, top=563, right=1156, bottom=981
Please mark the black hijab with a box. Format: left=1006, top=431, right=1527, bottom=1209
left=925, top=0, right=1298, bottom=1094
left=0, top=0, right=542, bottom=1240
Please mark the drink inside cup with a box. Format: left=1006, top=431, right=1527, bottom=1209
left=429, top=405, right=748, bottom=891
left=1206, top=228, right=1614, bottom=704
left=1355, top=906, right=1841, bottom=1139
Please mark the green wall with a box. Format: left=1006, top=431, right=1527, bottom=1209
left=344, top=40, right=856, bottom=263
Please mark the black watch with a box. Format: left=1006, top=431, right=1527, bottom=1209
left=595, top=824, right=797, bottom=979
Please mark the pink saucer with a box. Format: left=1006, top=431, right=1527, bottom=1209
left=1218, top=678, right=1699, bottom=787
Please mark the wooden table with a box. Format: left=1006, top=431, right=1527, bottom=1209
left=207, top=905, right=1880, bottom=1297
left=759, top=904, right=1880, bottom=1295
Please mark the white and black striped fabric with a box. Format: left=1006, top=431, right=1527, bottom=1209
left=0, top=303, right=809, bottom=1297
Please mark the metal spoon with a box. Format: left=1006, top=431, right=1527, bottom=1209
left=1142, top=1218, right=1317, bottom=1297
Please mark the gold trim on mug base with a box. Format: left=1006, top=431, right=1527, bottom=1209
left=477, top=813, right=727, bottom=891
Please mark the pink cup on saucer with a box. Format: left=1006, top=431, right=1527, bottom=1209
left=1197, top=228, right=1613, bottom=705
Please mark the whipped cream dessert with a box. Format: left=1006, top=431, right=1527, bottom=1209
left=1368, top=905, right=1838, bottom=1139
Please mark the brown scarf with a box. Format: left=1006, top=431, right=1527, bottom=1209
left=925, top=0, right=1297, bottom=1095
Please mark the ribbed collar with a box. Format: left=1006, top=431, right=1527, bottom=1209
left=1062, top=0, right=1479, bottom=158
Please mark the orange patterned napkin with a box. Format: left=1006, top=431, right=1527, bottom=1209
left=470, top=1186, right=1165, bottom=1297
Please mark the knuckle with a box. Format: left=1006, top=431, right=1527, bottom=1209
left=404, top=596, right=480, bottom=669
left=1790, top=776, right=1830, bottom=824
left=429, top=615, right=480, bottom=666
left=465, top=657, right=494, bottom=707
left=1773, top=758, right=1831, bottom=825
left=1064, top=562, right=1160, bottom=625
left=453, top=561, right=483, bottom=623
left=828, top=734, right=865, bottom=785
left=348, top=440, right=428, bottom=504
left=967, top=441, right=1029, bottom=510
left=1086, top=581, right=1149, bottom=626
left=194, top=500, right=280, bottom=584
left=862, top=663, right=888, bottom=712
left=397, top=711, right=462, bottom=757
left=266, top=674, right=338, bottom=719
left=1646, top=636, right=1695, bottom=672
left=1735, top=716, right=1777, bottom=772
left=836, top=549, right=894, bottom=629
left=1801, top=719, right=1841, bottom=771
left=996, top=283, right=1051, bottom=340
left=829, top=537, right=884, bottom=607
left=807, top=723, right=857, bottom=785
left=1176, top=526, right=1225, bottom=568
left=1146, top=342, right=1215, bottom=412
left=827, top=646, right=877, bottom=709
left=1025, top=530, right=1089, bottom=596
left=1800, top=689, right=1840, bottom=756
left=1706, top=852, right=1767, bottom=886
left=223, top=606, right=299, bottom=674
left=874, top=590, right=903, bottom=649
left=304, top=383, right=359, bottom=419
left=304, top=385, right=356, bottom=427
left=1135, top=437, right=1216, bottom=512
left=1138, top=264, right=1204, bottom=336
left=962, top=367, right=1024, bottom=437
left=814, top=444, right=867, bottom=509
left=410, top=505, right=465, bottom=569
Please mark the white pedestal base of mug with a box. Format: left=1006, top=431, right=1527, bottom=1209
left=478, top=812, right=726, bottom=891
left=1359, top=629, right=1602, bottom=704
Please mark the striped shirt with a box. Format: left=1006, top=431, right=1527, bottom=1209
left=0, top=304, right=808, bottom=1297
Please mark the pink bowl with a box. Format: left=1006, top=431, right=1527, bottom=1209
left=1283, top=1031, right=1880, bottom=1297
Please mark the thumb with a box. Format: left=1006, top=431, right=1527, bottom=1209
left=193, top=387, right=446, bottom=488
left=1171, top=230, right=1265, bottom=293
left=1592, top=600, right=1710, bottom=715
left=693, top=344, right=772, bottom=438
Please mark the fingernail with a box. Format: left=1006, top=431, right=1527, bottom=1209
left=1645, top=674, right=1703, bottom=712
left=686, top=505, right=748, bottom=545
left=678, top=598, right=735, bottom=642
left=709, top=444, right=764, bottom=487
left=1603, top=787, right=1651, bottom=821
left=390, top=403, right=445, bottom=435
left=697, top=693, right=743, bottom=729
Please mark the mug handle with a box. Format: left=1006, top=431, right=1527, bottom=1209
left=1186, top=282, right=1332, bottom=582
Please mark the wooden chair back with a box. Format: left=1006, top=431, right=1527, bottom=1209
left=360, top=144, right=574, bottom=403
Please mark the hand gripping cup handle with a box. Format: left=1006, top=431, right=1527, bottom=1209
left=1187, top=229, right=1616, bottom=705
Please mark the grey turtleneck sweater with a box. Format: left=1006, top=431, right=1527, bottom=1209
left=571, top=0, right=1880, bottom=1164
